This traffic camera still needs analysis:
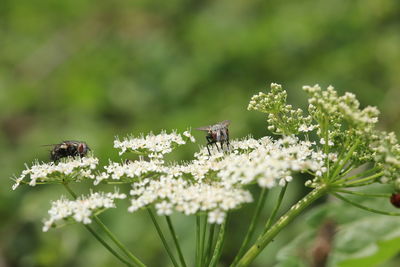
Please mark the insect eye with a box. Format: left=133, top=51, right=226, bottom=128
left=78, top=143, right=85, bottom=154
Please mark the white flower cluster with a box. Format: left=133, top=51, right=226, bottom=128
left=304, top=84, right=380, bottom=131
left=371, top=131, right=400, bottom=182
left=12, top=157, right=98, bottom=190
left=186, top=136, right=324, bottom=184
left=218, top=136, right=325, bottom=187
left=114, top=130, right=195, bottom=158
left=94, top=160, right=166, bottom=185
left=123, top=136, right=325, bottom=223
left=43, top=190, right=126, bottom=232
left=248, top=83, right=314, bottom=135
left=129, top=176, right=253, bottom=224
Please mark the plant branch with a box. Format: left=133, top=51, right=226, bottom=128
left=205, top=223, right=216, bottom=266
left=92, top=217, right=145, bottom=267
left=165, top=216, right=187, bottom=267
left=333, top=193, right=400, bottom=216
left=234, top=185, right=327, bottom=267
left=331, top=140, right=360, bottom=179
left=344, top=172, right=384, bottom=186
left=334, top=189, right=391, bottom=198
left=195, top=215, right=201, bottom=267
left=82, top=224, right=134, bottom=266
left=209, top=216, right=228, bottom=267
left=147, top=209, right=179, bottom=267
left=200, top=216, right=207, bottom=267
left=264, top=183, right=288, bottom=233
left=63, top=183, right=144, bottom=267
left=333, top=166, right=379, bottom=184
left=231, top=188, right=268, bottom=266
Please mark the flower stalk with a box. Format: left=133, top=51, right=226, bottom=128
left=231, top=188, right=268, bottom=266
left=263, top=183, right=288, bottom=232
left=195, top=215, right=201, bottom=267
left=147, top=209, right=179, bottom=267
left=63, top=183, right=146, bottom=267
left=234, top=185, right=328, bottom=267
left=209, top=216, right=228, bottom=267
left=82, top=223, right=134, bottom=267
left=165, top=216, right=187, bottom=267
left=333, top=193, right=400, bottom=216
left=204, top=223, right=216, bottom=266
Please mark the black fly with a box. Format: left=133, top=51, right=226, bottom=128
left=196, top=120, right=231, bottom=155
left=48, top=141, right=90, bottom=162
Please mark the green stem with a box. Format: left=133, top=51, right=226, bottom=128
left=343, top=180, right=375, bottom=187
left=195, top=215, right=201, bottom=267
left=62, top=182, right=78, bottom=198
left=323, top=117, right=330, bottom=181
left=334, top=189, right=391, bottom=198
left=205, top=223, right=216, bottom=266
left=165, top=216, right=187, bottom=267
left=200, top=216, right=207, bottom=267
left=93, top=217, right=146, bottom=267
left=337, top=163, right=355, bottom=178
left=331, top=140, right=360, bottom=179
left=83, top=224, right=134, bottom=266
left=264, top=184, right=288, bottom=233
left=333, top=166, right=379, bottom=184
left=62, top=183, right=143, bottom=267
left=344, top=172, right=384, bottom=186
left=333, top=193, right=400, bottom=216
left=235, top=185, right=328, bottom=267
left=231, top=188, right=268, bottom=266
left=328, top=139, right=350, bottom=178
left=209, top=216, right=228, bottom=267
left=147, top=209, right=179, bottom=267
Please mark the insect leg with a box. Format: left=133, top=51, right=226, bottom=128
left=206, top=144, right=211, bottom=156
left=206, top=136, right=212, bottom=155
left=219, top=141, right=224, bottom=152
left=206, top=136, right=220, bottom=153
left=213, top=142, right=220, bottom=152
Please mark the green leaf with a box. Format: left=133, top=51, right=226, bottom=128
left=338, top=236, right=400, bottom=267
left=276, top=196, right=400, bottom=267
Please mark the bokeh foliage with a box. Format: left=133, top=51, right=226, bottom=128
left=1, top=0, right=400, bottom=266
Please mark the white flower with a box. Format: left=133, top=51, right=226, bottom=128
left=114, top=131, right=189, bottom=157
left=183, top=130, right=196, bottom=143
left=298, top=124, right=315, bottom=132
left=155, top=201, right=173, bottom=215
left=208, top=210, right=226, bottom=224
left=94, top=160, right=165, bottom=184
left=128, top=176, right=252, bottom=217
left=12, top=157, right=99, bottom=190
left=42, top=190, right=126, bottom=232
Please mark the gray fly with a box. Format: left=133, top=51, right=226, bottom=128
left=196, top=120, right=231, bottom=155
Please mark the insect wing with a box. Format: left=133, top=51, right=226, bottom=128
left=220, top=120, right=231, bottom=127
left=41, top=144, right=59, bottom=147
left=195, top=125, right=211, bottom=132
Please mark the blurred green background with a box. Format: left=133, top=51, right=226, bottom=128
left=1, top=0, right=400, bottom=266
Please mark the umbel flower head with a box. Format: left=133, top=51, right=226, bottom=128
left=114, top=130, right=195, bottom=159
left=11, top=82, right=400, bottom=230
left=113, top=134, right=325, bottom=223
left=129, top=176, right=253, bottom=224
left=12, top=157, right=98, bottom=190
left=249, top=83, right=400, bottom=188
left=43, top=190, right=126, bottom=232
left=61, top=129, right=324, bottom=223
